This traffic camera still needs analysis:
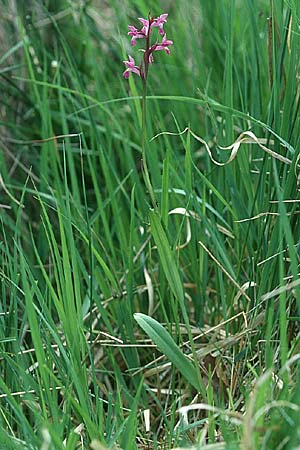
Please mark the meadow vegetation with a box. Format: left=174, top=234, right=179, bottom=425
left=1, top=0, right=300, bottom=448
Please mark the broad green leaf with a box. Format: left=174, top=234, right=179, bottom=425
left=134, top=313, right=200, bottom=391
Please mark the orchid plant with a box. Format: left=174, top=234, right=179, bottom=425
left=123, top=13, right=173, bottom=207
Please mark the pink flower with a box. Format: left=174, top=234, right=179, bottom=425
left=128, top=25, right=146, bottom=46
left=152, top=13, right=168, bottom=35
left=123, top=55, right=141, bottom=78
left=138, top=17, right=150, bottom=35
left=152, top=34, right=173, bottom=55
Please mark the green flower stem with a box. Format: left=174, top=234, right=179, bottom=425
left=142, top=79, right=156, bottom=208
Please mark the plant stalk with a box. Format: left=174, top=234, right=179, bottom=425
left=141, top=78, right=156, bottom=208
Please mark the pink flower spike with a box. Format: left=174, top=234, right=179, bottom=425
left=123, top=55, right=141, bottom=78
left=152, top=13, right=168, bottom=35
left=122, top=13, right=173, bottom=80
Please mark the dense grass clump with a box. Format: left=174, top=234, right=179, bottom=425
left=1, top=0, right=300, bottom=448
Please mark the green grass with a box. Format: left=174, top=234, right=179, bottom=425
left=1, top=0, right=300, bottom=448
